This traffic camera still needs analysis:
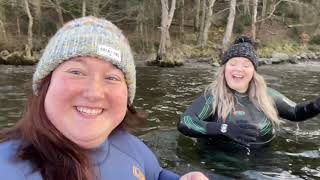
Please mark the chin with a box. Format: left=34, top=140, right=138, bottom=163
left=230, top=86, right=247, bottom=93
left=71, top=131, right=107, bottom=145
left=74, top=137, right=106, bottom=149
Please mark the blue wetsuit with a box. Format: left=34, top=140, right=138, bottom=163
left=0, top=129, right=179, bottom=180
left=178, top=88, right=320, bottom=147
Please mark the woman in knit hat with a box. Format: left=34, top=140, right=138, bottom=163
left=178, top=36, right=320, bottom=149
left=0, top=17, right=208, bottom=180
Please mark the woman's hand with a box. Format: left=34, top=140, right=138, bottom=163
left=180, top=171, right=208, bottom=180
left=206, top=120, right=259, bottom=147
left=314, top=97, right=320, bottom=111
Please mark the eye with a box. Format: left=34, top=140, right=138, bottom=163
left=67, top=69, right=85, bottom=76
left=70, top=70, right=81, bottom=75
left=229, top=62, right=236, bottom=66
left=105, top=75, right=121, bottom=81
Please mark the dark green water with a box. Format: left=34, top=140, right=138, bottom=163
left=1, top=63, right=320, bottom=179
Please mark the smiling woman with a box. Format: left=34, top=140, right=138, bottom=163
left=0, top=16, right=208, bottom=180
left=224, top=57, right=255, bottom=93
left=178, top=36, right=320, bottom=150
left=45, top=57, right=128, bottom=149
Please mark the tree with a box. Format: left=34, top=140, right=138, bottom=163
left=260, top=0, right=267, bottom=27
left=222, top=0, right=236, bottom=52
left=252, top=0, right=258, bottom=41
left=47, top=0, right=64, bottom=27
left=180, top=0, right=184, bottom=41
left=82, top=0, right=86, bottom=16
left=33, top=0, right=43, bottom=38
left=91, top=0, right=110, bottom=17
left=136, top=0, right=147, bottom=53
left=0, top=3, right=7, bottom=42
left=24, top=0, right=33, bottom=58
left=157, top=0, right=176, bottom=60
left=197, top=0, right=216, bottom=47
left=0, top=19, right=8, bottom=43
left=242, top=0, right=250, bottom=15
left=33, top=0, right=42, bottom=21
left=194, top=0, right=200, bottom=32
left=197, top=0, right=205, bottom=46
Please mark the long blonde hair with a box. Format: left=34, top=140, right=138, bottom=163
left=208, top=65, right=280, bottom=126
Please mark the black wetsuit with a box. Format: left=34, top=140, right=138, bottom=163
left=178, top=88, right=320, bottom=148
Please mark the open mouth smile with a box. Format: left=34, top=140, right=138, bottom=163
left=76, top=106, right=104, bottom=116
left=232, top=74, right=244, bottom=80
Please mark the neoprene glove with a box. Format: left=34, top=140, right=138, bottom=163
left=206, top=120, right=259, bottom=147
left=314, top=97, right=320, bottom=112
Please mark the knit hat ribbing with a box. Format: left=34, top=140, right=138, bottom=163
left=33, top=16, right=136, bottom=104
left=221, top=36, right=258, bottom=69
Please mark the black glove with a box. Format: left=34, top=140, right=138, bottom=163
left=207, top=120, right=259, bottom=147
left=292, top=96, right=320, bottom=121
left=314, top=97, right=320, bottom=112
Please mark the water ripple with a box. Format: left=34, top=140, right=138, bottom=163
left=275, top=149, right=320, bottom=158
left=243, top=170, right=303, bottom=180
left=1, top=64, right=320, bottom=179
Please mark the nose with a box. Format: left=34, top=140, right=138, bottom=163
left=235, top=64, right=245, bottom=71
left=83, top=76, right=105, bottom=101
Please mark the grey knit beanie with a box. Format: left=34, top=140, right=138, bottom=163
left=221, top=36, right=258, bottom=69
left=33, top=16, right=136, bottom=104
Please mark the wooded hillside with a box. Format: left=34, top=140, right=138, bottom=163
left=0, top=0, right=320, bottom=65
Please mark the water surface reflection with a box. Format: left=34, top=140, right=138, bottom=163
left=1, top=64, right=319, bottom=179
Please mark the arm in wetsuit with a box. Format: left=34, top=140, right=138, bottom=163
left=267, top=88, right=320, bottom=121
left=177, top=93, right=215, bottom=138
left=177, top=92, right=258, bottom=146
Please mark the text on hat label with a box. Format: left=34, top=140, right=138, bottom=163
left=97, top=45, right=121, bottom=62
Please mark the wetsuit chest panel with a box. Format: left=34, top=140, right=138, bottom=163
left=91, top=130, right=161, bottom=180
left=98, top=148, right=146, bottom=180
left=226, top=95, right=274, bottom=141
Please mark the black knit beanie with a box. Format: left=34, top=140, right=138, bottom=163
left=221, top=36, right=258, bottom=69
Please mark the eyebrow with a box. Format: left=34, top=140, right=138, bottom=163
left=70, top=57, right=123, bottom=74
left=70, top=57, right=87, bottom=65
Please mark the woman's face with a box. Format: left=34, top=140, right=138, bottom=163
left=44, top=57, right=128, bottom=149
left=224, top=57, right=255, bottom=93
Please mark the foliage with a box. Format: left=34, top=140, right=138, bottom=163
left=257, top=41, right=301, bottom=58
left=291, top=26, right=303, bottom=37
left=0, top=0, right=319, bottom=64
left=310, top=35, right=320, bottom=45
left=233, top=13, right=251, bottom=34
left=273, top=1, right=287, bottom=17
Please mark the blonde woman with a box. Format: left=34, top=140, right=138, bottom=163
left=178, top=36, right=320, bottom=148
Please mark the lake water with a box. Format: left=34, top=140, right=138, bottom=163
left=1, top=63, right=320, bottom=179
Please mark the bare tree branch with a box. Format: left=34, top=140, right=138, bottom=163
left=257, top=0, right=283, bottom=23
left=257, top=0, right=310, bottom=23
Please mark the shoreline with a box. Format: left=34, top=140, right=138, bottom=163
left=1, top=49, right=320, bottom=68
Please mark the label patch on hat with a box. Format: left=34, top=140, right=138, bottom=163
left=97, top=45, right=121, bottom=62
